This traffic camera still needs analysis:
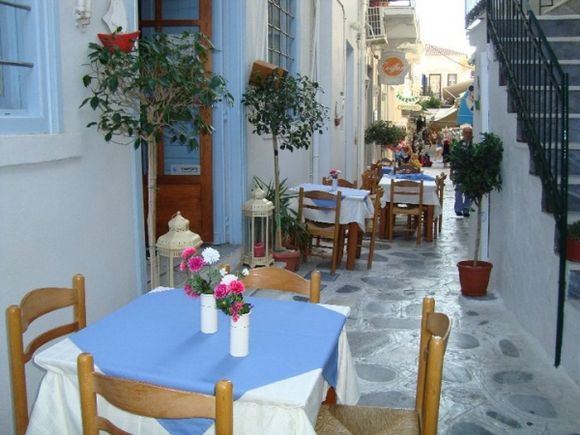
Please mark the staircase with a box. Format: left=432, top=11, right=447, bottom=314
left=535, top=2, right=580, bottom=302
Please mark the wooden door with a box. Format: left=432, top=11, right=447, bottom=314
left=139, top=0, right=213, bottom=242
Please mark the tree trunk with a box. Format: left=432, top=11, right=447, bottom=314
left=147, top=140, right=159, bottom=289
left=272, top=135, right=283, bottom=251
left=473, top=202, right=482, bottom=266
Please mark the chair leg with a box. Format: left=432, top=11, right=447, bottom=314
left=416, top=215, right=422, bottom=245
left=367, top=229, right=376, bottom=269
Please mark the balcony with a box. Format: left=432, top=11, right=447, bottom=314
left=367, top=0, right=419, bottom=53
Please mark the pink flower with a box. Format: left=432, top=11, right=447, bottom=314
left=187, top=256, right=204, bottom=273
left=179, top=261, right=187, bottom=272
left=214, top=283, right=229, bottom=299
left=184, top=283, right=198, bottom=297
left=229, top=280, right=245, bottom=295
left=181, top=247, right=197, bottom=259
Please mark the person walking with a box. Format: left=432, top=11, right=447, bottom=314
left=454, top=125, right=473, bottom=217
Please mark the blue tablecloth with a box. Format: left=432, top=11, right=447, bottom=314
left=70, top=290, right=346, bottom=434
left=390, top=173, right=435, bottom=181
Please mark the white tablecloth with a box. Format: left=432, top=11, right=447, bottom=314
left=290, top=183, right=374, bottom=231
left=378, top=176, right=441, bottom=216
left=27, top=298, right=359, bottom=435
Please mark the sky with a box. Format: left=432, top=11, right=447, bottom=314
left=415, top=0, right=473, bottom=54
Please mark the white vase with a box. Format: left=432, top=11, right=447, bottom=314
left=331, top=178, right=338, bottom=191
left=229, top=312, right=250, bottom=357
left=200, top=293, right=218, bottom=334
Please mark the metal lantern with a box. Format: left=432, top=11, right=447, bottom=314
left=156, top=211, right=203, bottom=287
left=243, top=187, right=274, bottom=268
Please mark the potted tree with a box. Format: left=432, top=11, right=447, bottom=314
left=567, top=221, right=580, bottom=262
left=242, top=71, right=328, bottom=256
left=81, top=32, right=232, bottom=288
left=364, top=120, right=406, bottom=147
left=449, top=132, right=504, bottom=296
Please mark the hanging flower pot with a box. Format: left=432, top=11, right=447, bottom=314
left=97, top=31, right=140, bottom=53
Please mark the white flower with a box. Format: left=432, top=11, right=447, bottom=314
left=219, top=267, right=228, bottom=277
left=242, top=268, right=250, bottom=276
left=221, top=274, right=238, bottom=285
left=202, top=247, right=220, bottom=265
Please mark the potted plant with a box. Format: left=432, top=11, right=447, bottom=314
left=253, top=176, right=309, bottom=271
left=242, top=71, right=328, bottom=253
left=449, top=132, right=503, bottom=296
left=364, top=120, right=406, bottom=147
left=81, top=32, right=232, bottom=288
left=567, top=221, right=580, bottom=262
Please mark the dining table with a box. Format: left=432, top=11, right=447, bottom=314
left=26, top=287, right=359, bottom=435
left=378, top=173, right=441, bottom=242
left=290, top=183, right=375, bottom=270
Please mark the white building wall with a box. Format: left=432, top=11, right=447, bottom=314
left=0, top=2, right=143, bottom=431
left=245, top=0, right=364, bottom=190
left=470, top=20, right=580, bottom=386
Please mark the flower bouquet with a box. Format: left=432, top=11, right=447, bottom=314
left=329, top=168, right=342, bottom=179
left=180, top=246, right=225, bottom=333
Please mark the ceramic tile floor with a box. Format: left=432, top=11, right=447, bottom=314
left=157, top=164, right=580, bottom=434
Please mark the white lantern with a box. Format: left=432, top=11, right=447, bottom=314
left=156, top=211, right=203, bottom=287
left=243, top=188, right=274, bottom=268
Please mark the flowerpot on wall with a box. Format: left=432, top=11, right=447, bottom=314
left=98, top=31, right=140, bottom=53
left=457, top=260, right=493, bottom=297
left=566, top=238, right=580, bottom=262
left=273, top=250, right=300, bottom=272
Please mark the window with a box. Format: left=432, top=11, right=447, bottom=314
left=268, top=0, right=294, bottom=71
left=447, top=73, right=458, bottom=87
left=428, top=74, right=441, bottom=99
left=0, top=0, right=60, bottom=134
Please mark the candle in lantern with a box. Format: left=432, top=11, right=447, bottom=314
left=254, top=242, right=265, bottom=257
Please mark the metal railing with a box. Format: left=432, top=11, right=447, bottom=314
left=485, top=0, right=569, bottom=366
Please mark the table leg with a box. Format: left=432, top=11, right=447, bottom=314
left=346, top=222, right=360, bottom=270
left=380, top=206, right=388, bottom=239
left=426, top=205, right=434, bottom=242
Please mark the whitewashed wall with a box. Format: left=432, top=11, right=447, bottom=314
left=245, top=0, right=364, bottom=190
left=470, top=20, right=580, bottom=386
left=0, top=2, right=144, bottom=431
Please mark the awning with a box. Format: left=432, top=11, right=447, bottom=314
left=424, top=107, right=458, bottom=129
left=442, top=80, right=473, bottom=102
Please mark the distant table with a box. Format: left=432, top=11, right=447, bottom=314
left=27, top=290, right=359, bottom=435
left=291, top=183, right=374, bottom=269
left=378, top=174, right=441, bottom=242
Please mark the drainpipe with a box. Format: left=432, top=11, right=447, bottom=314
left=311, top=0, right=320, bottom=183
left=335, top=0, right=347, bottom=179
left=357, top=0, right=369, bottom=178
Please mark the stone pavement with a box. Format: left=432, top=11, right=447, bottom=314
left=158, top=164, right=580, bottom=434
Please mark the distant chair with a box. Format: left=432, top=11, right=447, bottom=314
left=322, top=177, right=358, bottom=188
left=77, top=352, right=234, bottom=435
left=241, top=267, right=321, bottom=303
left=357, top=186, right=383, bottom=269
left=316, top=296, right=451, bottom=435
left=433, top=172, right=447, bottom=238
left=298, top=188, right=344, bottom=274
left=388, top=179, right=424, bottom=245
left=6, top=274, right=86, bottom=435
left=361, top=168, right=380, bottom=194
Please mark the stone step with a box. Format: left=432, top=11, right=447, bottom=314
left=507, top=87, right=580, bottom=114
left=541, top=0, right=580, bottom=16
left=537, top=15, right=580, bottom=37
left=516, top=114, right=580, bottom=143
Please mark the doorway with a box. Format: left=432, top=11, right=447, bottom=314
left=139, top=0, right=214, bottom=242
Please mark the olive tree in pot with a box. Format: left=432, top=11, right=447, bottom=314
left=81, top=32, right=232, bottom=288
left=364, top=120, right=406, bottom=147
left=242, top=72, right=328, bottom=252
left=449, top=132, right=503, bottom=296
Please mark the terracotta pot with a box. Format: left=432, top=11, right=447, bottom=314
left=567, top=238, right=580, bottom=262
left=273, top=250, right=300, bottom=272
left=457, top=260, right=493, bottom=297
left=98, top=31, right=140, bottom=53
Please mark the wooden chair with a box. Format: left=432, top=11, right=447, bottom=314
left=433, top=172, right=447, bottom=238
left=322, top=177, right=357, bottom=188
left=356, top=186, right=383, bottom=269
left=361, top=168, right=380, bottom=194
left=298, top=188, right=344, bottom=274
left=6, top=274, right=86, bottom=435
left=315, top=296, right=451, bottom=435
left=77, top=352, right=234, bottom=435
left=388, top=179, right=424, bottom=245
left=241, top=267, right=321, bottom=303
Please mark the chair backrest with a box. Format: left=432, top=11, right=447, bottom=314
left=6, top=274, right=86, bottom=435
left=361, top=169, right=380, bottom=193
left=415, top=297, right=451, bottom=435
left=435, top=172, right=447, bottom=205
left=298, top=188, right=342, bottom=229
left=241, top=267, right=321, bottom=303
left=390, top=179, right=424, bottom=210
left=322, top=177, right=357, bottom=188
left=77, top=352, right=234, bottom=435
